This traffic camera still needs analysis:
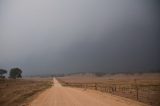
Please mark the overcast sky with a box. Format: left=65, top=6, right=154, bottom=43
left=0, top=0, right=160, bottom=75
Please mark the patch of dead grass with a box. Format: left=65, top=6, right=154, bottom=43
left=0, top=78, right=52, bottom=106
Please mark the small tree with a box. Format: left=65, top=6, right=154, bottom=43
left=9, top=68, right=22, bottom=79
left=0, top=69, right=7, bottom=78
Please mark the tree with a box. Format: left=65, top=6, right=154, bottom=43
left=9, top=68, right=22, bottom=79
left=0, top=69, right=7, bottom=78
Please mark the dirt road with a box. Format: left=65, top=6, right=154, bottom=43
left=29, top=78, right=149, bottom=106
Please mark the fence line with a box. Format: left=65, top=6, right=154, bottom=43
left=57, top=78, right=160, bottom=106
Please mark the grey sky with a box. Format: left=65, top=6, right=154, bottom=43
left=0, top=0, right=160, bottom=75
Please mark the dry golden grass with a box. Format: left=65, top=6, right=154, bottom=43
left=0, top=78, right=52, bottom=106
left=58, top=73, right=160, bottom=106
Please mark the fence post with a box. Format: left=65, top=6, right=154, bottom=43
left=105, top=86, right=107, bottom=92
left=95, top=83, right=97, bottom=90
left=84, top=84, right=87, bottom=90
left=135, top=79, right=139, bottom=100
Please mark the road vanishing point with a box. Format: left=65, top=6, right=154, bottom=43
left=29, top=78, right=149, bottom=106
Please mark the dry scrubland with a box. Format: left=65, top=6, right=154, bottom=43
left=58, top=73, right=160, bottom=106
left=0, top=77, right=52, bottom=106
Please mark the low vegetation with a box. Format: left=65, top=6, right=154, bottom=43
left=0, top=78, right=52, bottom=106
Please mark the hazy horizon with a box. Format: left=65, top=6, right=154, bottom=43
left=0, top=0, right=160, bottom=76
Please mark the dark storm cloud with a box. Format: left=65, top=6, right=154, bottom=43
left=0, top=0, right=160, bottom=75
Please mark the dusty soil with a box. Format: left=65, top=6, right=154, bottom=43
left=29, top=78, right=149, bottom=106
left=0, top=78, right=52, bottom=106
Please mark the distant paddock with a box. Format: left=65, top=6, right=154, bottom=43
left=57, top=73, right=160, bottom=106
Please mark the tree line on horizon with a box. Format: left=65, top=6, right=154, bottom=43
left=0, top=67, right=22, bottom=79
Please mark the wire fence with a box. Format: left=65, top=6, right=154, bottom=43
left=57, top=78, right=160, bottom=106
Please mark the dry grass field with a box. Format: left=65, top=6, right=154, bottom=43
left=57, top=73, right=160, bottom=106
left=0, top=78, right=52, bottom=106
